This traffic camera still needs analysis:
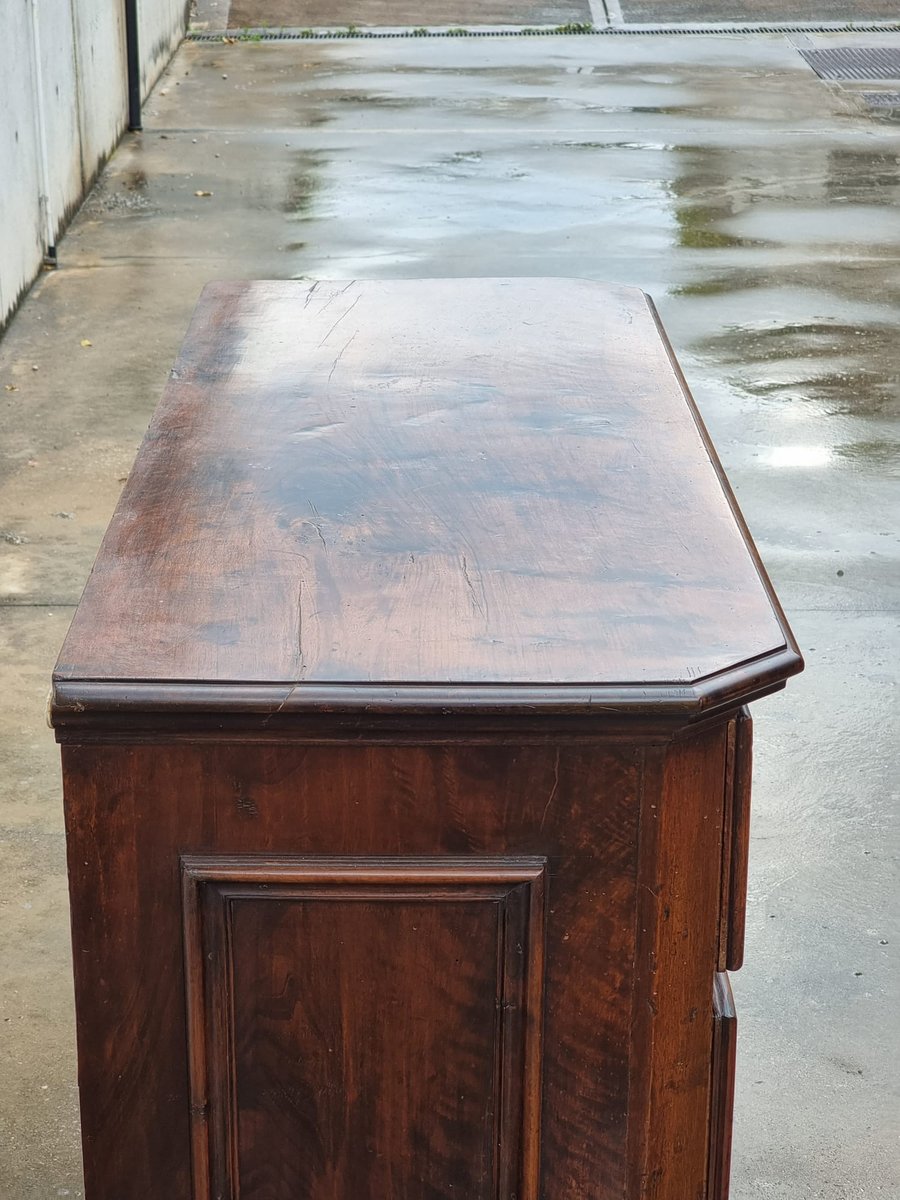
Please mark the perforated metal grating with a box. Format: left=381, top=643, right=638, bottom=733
left=861, top=89, right=900, bottom=104
left=799, top=46, right=900, bottom=79
left=187, top=22, right=900, bottom=39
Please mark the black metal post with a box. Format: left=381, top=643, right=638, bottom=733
left=124, top=0, right=142, bottom=131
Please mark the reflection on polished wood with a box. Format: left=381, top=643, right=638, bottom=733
left=53, top=279, right=801, bottom=1200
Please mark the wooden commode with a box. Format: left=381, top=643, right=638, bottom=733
left=52, top=278, right=802, bottom=1200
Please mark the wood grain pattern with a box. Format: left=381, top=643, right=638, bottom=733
left=50, top=666, right=794, bottom=742
left=53, top=279, right=800, bottom=723
left=63, top=741, right=641, bottom=1200
left=628, top=726, right=729, bottom=1200
left=181, top=857, right=546, bottom=1200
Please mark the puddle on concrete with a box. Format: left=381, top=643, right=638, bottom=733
left=834, top=439, right=900, bottom=473
left=724, top=204, right=900, bottom=246
left=674, top=206, right=760, bottom=249
left=330, top=91, right=422, bottom=108
left=736, top=367, right=897, bottom=420
left=652, top=139, right=900, bottom=431
left=283, top=154, right=328, bottom=217
left=673, top=272, right=761, bottom=297
left=150, top=43, right=900, bottom=456
left=694, top=320, right=899, bottom=418
left=823, top=149, right=900, bottom=201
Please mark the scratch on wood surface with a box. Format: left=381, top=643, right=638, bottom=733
left=539, top=751, right=561, bottom=831
left=461, top=554, right=485, bottom=618
left=319, top=296, right=361, bottom=347
left=328, top=332, right=358, bottom=383
left=307, top=502, right=327, bottom=551
left=262, top=684, right=297, bottom=727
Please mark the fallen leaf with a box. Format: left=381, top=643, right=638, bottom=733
left=4, top=384, right=17, bottom=392
left=27, top=459, right=38, bottom=467
left=53, top=511, right=75, bottom=520
left=80, top=339, right=92, bottom=348
left=194, top=190, right=213, bottom=197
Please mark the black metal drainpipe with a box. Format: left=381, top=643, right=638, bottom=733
left=124, top=0, right=142, bottom=131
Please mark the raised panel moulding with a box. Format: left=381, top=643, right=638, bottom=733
left=181, top=856, right=547, bottom=1200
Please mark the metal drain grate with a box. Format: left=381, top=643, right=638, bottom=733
left=799, top=46, right=900, bottom=79
left=861, top=89, right=900, bottom=104
left=187, top=21, right=900, bottom=40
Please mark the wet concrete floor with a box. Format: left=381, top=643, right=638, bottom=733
left=0, top=30, right=898, bottom=1200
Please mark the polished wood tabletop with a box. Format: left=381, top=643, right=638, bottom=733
left=53, top=278, right=800, bottom=724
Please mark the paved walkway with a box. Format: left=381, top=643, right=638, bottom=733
left=622, top=0, right=900, bottom=20
left=226, top=0, right=594, bottom=27
left=204, top=0, right=900, bottom=28
left=1, top=25, right=898, bottom=1200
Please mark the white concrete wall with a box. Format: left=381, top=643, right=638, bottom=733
left=34, top=0, right=84, bottom=234
left=0, top=0, right=188, bottom=332
left=140, top=0, right=190, bottom=96
left=0, top=1, right=46, bottom=323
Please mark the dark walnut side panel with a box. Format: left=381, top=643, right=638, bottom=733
left=62, top=741, right=643, bottom=1200
left=628, top=724, right=730, bottom=1200
left=181, top=858, right=546, bottom=1200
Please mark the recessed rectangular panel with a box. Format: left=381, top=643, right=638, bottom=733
left=182, top=857, right=546, bottom=1200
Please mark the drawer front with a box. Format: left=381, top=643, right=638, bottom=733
left=708, top=972, right=737, bottom=1200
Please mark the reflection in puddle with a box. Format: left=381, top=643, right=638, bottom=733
left=281, top=49, right=899, bottom=445
left=695, top=322, right=899, bottom=418
left=668, top=144, right=775, bottom=250
left=674, top=208, right=755, bottom=250
left=823, top=149, right=900, bottom=202
left=834, top=440, right=900, bottom=473
left=665, top=143, right=900, bottom=424
left=283, top=154, right=327, bottom=218
left=767, top=445, right=833, bottom=469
